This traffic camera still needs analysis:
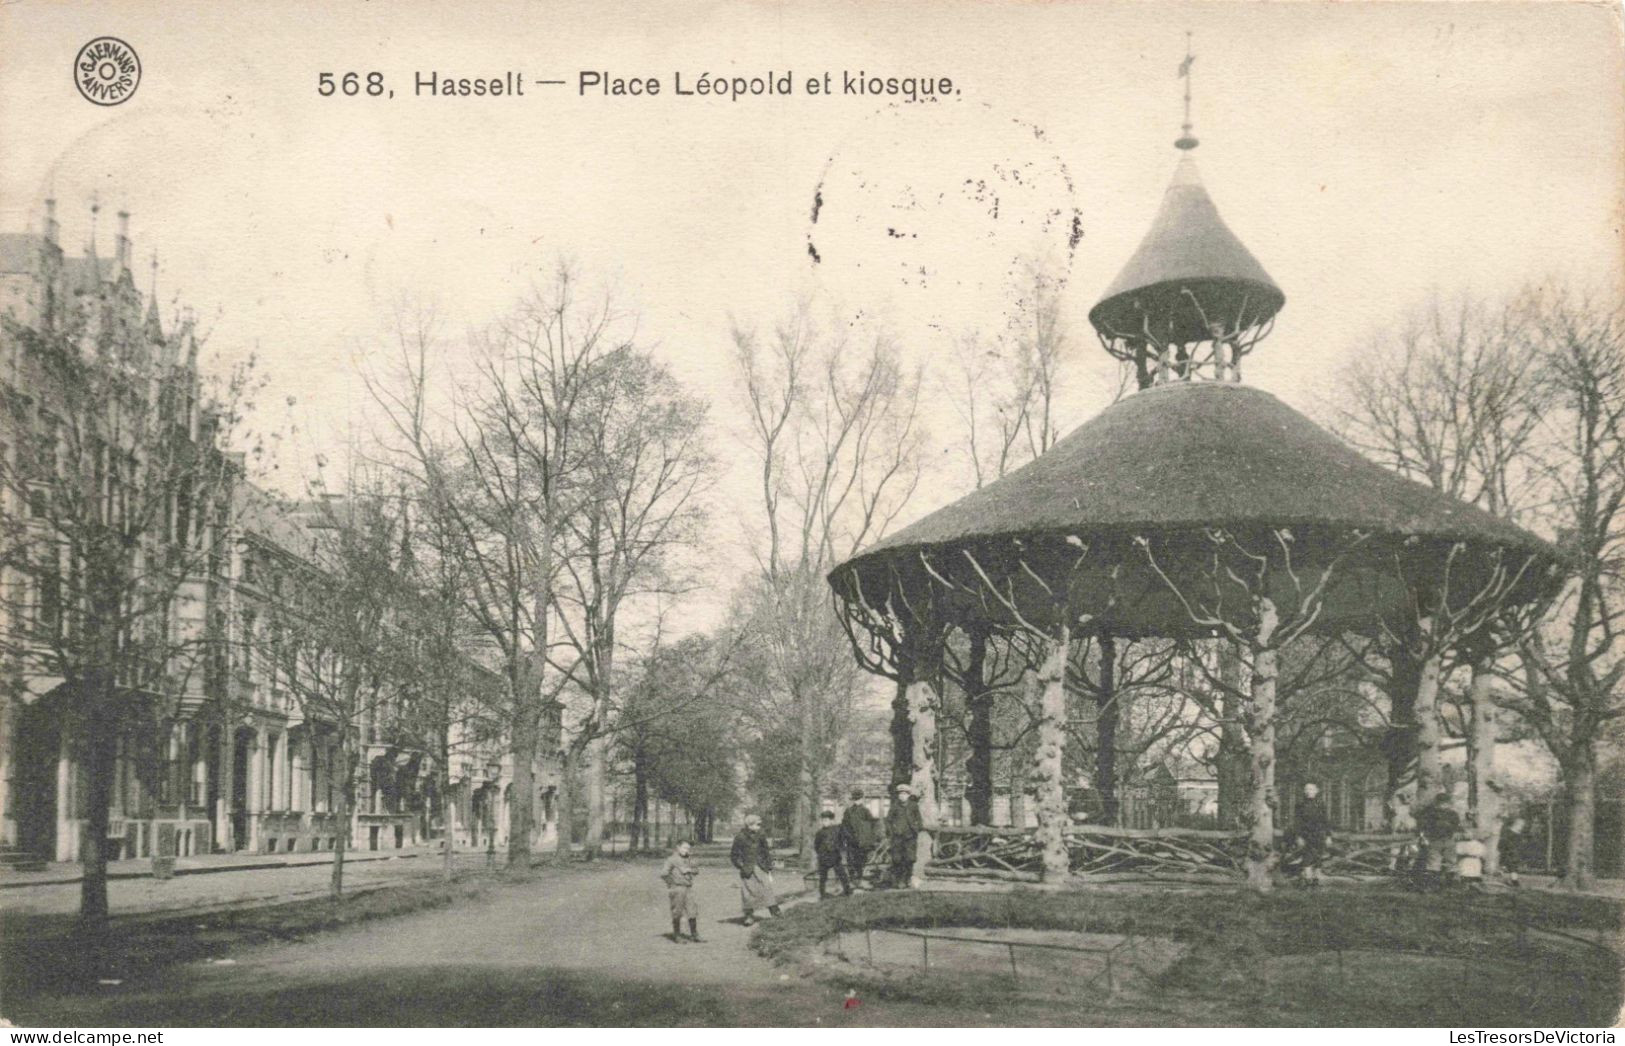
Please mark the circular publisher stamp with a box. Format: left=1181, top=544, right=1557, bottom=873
left=74, top=37, right=141, bottom=106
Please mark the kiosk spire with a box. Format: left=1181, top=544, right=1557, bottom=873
left=1176, top=32, right=1199, bottom=151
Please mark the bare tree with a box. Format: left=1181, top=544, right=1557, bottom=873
left=1336, top=286, right=1623, bottom=887
left=1335, top=291, right=1546, bottom=833
left=368, top=273, right=603, bottom=865
left=253, top=482, right=409, bottom=899
left=391, top=480, right=502, bottom=880
left=1, top=296, right=254, bottom=925
left=547, top=343, right=713, bottom=858
left=943, top=264, right=1075, bottom=493
left=1500, top=288, right=1625, bottom=889
left=732, top=305, right=924, bottom=854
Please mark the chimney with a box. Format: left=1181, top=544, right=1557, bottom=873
left=44, top=198, right=59, bottom=246
left=116, top=210, right=131, bottom=271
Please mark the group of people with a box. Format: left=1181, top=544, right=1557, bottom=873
left=656, top=783, right=929, bottom=943
left=811, top=783, right=925, bottom=898
left=1285, top=781, right=1538, bottom=891
left=657, top=813, right=785, bottom=944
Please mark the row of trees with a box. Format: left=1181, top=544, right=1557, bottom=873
left=1336, top=286, right=1624, bottom=887
left=9, top=240, right=1614, bottom=928
left=357, top=266, right=716, bottom=868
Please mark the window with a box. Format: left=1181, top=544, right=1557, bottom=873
left=157, top=722, right=179, bottom=804
left=239, top=609, right=257, bottom=677
left=36, top=571, right=61, bottom=638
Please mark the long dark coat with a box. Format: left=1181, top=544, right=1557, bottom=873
left=730, top=827, right=773, bottom=875
left=841, top=803, right=879, bottom=849
left=886, top=796, right=923, bottom=841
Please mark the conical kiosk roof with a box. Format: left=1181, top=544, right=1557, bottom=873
left=1088, top=157, right=1285, bottom=346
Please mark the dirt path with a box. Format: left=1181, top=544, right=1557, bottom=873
left=5, top=852, right=1025, bottom=1027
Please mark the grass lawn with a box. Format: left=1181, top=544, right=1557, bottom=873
left=752, top=885, right=1624, bottom=1026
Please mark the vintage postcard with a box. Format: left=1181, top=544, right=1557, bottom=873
left=1, top=0, right=1621, bottom=1033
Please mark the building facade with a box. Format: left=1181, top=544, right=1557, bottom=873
left=0, top=204, right=559, bottom=864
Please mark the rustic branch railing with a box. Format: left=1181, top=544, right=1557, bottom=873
left=924, top=824, right=1417, bottom=882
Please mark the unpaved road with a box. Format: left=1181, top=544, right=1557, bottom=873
left=4, top=852, right=1030, bottom=1027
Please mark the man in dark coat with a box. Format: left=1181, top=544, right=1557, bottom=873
left=840, top=789, right=878, bottom=887
left=1293, top=782, right=1334, bottom=886
left=885, top=782, right=924, bottom=888
left=730, top=814, right=781, bottom=924
left=813, top=810, right=852, bottom=899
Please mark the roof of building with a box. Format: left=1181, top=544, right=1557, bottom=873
left=0, top=234, right=43, bottom=275
left=855, top=383, right=1551, bottom=556
left=0, top=232, right=131, bottom=296
left=1088, top=157, right=1284, bottom=345
left=236, top=484, right=321, bottom=561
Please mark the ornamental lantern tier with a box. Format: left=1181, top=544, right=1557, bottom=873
left=827, top=48, right=1561, bottom=891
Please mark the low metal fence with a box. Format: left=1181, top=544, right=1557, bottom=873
left=823, top=915, right=1155, bottom=996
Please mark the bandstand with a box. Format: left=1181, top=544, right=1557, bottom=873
left=826, top=55, right=1562, bottom=891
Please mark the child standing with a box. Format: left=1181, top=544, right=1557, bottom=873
left=814, top=810, right=852, bottom=899
left=661, top=840, right=702, bottom=943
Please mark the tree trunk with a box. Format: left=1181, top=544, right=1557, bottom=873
left=584, top=735, right=607, bottom=860
left=508, top=701, right=537, bottom=865
left=1033, top=626, right=1071, bottom=882
left=795, top=685, right=815, bottom=858
left=554, top=749, right=575, bottom=857
left=908, top=678, right=937, bottom=885
left=1095, top=632, right=1119, bottom=825
left=889, top=674, right=913, bottom=789
left=1383, top=645, right=1421, bottom=827
left=1562, top=744, right=1597, bottom=891
left=1467, top=659, right=1501, bottom=873
left=1243, top=602, right=1279, bottom=893
left=1216, top=641, right=1246, bottom=829
left=331, top=745, right=353, bottom=900
left=1414, top=645, right=1443, bottom=806
left=78, top=688, right=116, bottom=927
left=441, top=752, right=455, bottom=882
left=633, top=756, right=649, bottom=851
left=964, top=631, right=994, bottom=826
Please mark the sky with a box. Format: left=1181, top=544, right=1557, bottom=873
left=3, top=0, right=1622, bottom=632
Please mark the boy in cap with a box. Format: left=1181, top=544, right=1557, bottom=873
left=885, top=782, right=924, bottom=889
left=660, top=840, right=702, bottom=943
left=813, top=809, right=853, bottom=899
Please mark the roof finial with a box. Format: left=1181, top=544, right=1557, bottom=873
left=1175, top=31, right=1199, bottom=151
